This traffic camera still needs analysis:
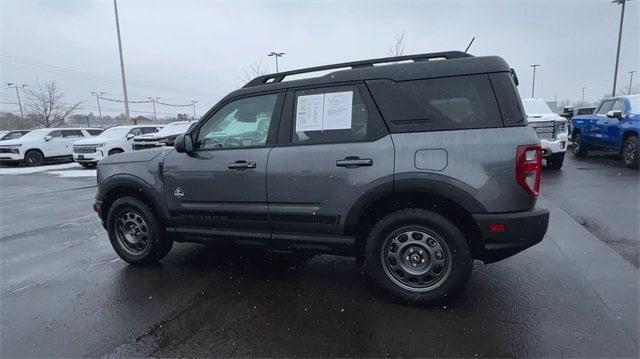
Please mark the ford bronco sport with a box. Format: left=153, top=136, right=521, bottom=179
left=94, top=52, right=549, bottom=303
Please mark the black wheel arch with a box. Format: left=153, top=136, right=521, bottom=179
left=98, top=174, right=169, bottom=222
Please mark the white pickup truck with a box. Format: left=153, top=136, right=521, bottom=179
left=0, top=127, right=103, bottom=166
left=522, top=98, right=569, bottom=169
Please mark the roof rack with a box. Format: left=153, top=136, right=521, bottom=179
left=243, top=51, right=473, bottom=88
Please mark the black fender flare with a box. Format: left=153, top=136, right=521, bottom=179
left=344, top=173, right=486, bottom=234
left=97, top=173, right=169, bottom=220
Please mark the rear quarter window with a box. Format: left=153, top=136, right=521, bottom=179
left=366, top=74, right=503, bottom=133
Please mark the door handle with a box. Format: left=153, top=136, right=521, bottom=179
left=336, top=156, right=373, bottom=168
left=228, top=160, right=256, bottom=170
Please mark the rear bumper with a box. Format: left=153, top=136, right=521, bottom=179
left=473, top=207, right=549, bottom=263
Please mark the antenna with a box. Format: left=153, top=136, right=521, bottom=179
left=464, top=37, right=475, bottom=53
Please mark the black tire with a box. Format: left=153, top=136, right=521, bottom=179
left=364, top=209, right=472, bottom=304
left=106, top=196, right=173, bottom=265
left=24, top=149, right=44, bottom=167
left=622, top=135, right=639, bottom=169
left=546, top=152, right=565, bottom=169
left=572, top=133, right=588, bottom=157
left=79, top=162, right=97, bottom=168
left=108, top=148, right=124, bottom=156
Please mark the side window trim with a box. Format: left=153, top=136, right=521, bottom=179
left=188, top=91, right=285, bottom=152
left=276, top=82, right=388, bottom=146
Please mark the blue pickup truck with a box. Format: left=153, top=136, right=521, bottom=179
left=571, top=94, right=639, bottom=168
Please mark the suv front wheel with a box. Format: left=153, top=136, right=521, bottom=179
left=364, top=209, right=472, bottom=304
left=106, top=196, right=173, bottom=265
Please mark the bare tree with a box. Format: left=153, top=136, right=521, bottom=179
left=387, top=33, right=406, bottom=57
left=240, top=59, right=270, bottom=83
left=24, top=81, right=81, bottom=128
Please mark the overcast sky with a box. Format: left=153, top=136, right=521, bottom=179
left=1, top=0, right=638, bottom=118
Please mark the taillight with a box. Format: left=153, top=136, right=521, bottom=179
left=516, top=144, right=542, bottom=198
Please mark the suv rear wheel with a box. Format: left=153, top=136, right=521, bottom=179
left=572, top=133, right=588, bottom=157
left=364, top=209, right=472, bottom=304
left=106, top=196, right=173, bottom=265
left=622, top=135, right=639, bottom=169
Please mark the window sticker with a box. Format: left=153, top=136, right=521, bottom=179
left=295, top=91, right=353, bottom=132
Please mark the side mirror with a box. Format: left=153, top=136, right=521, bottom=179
left=174, top=134, right=193, bottom=153
left=126, top=133, right=135, bottom=140
left=44, top=135, right=52, bottom=141
left=607, top=110, right=623, bottom=120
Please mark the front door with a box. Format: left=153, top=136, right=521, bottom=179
left=267, top=84, right=393, bottom=236
left=590, top=100, right=615, bottom=147
left=163, top=92, right=283, bottom=233
left=601, top=99, right=626, bottom=150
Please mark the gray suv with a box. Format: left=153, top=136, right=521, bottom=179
left=94, top=52, right=549, bottom=303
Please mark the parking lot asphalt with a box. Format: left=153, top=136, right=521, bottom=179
left=0, top=156, right=638, bottom=357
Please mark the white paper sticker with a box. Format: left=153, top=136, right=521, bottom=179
left=295, top=94, right=324, bottom=132
left=295, top=91, right=354, bottom=132
left=322, top=91, right=353, bottom=130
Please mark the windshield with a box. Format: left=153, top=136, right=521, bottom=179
left=1, top=131, right=28, bottom=140
left=627, top=96, right=640, bottom=114
left=15, top=129, right=50, bottom=140
left=156, top=122, right=192, bottom=135
left=97, top=127, right=130, bottom=139
left=522, top=99, right=554, bottom=115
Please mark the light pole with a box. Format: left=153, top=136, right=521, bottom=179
left=581, top=87, right=586, bottom=106
left=529, top=64, right=540, bottom=98
left=191, top=101, right=197, bottom=121
left=148, top=97, right=159, bottom=121
left=91, top=91, right=105, bottom=126
left=7, top=83, right=27, bottom=121
left=611, top=0, right=633, bottom=97
left=268, top=52, right=285, bottom=73
left=628, top=70, right=637, bottom=94
left=113, top=0, right=131, bottom=123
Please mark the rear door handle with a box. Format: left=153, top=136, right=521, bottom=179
left=228, top=160, right=256, bottom=170
left=336, top=156, right=373, bottom=168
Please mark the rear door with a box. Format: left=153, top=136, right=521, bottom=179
left=266, top=83, right=393, bottom=236
left=61, top=130, right=86, bottom=156
left=162, top=92, right=283, bottom=234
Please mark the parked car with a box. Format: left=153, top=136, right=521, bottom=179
left=132, top=121, right=195, bottom=150
left=0, top=130, right=30, bottom=141
left=93, top=51, right=549, bottom=304
left=571, top=95, right=640, bottom=168
left=0, top=127, right=103, bottom=166
left=73, top=125, right=163, bottom=168
left=522, top=98, right=569, bottom=169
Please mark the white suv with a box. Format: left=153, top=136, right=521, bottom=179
left=73, top=125, right=162, bottom=168
left=522, top=98, right=569, bottom=169
left=0, top=127, right=103, bottom=166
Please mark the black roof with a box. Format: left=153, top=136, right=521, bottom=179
left=223, top=51, right=512, bottom=101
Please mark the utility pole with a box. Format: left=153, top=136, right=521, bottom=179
left=191, top=101, right=197, bottom=121
left=113, top=0, right=131, bottom=123
left=7, top=83, right=27, bottom=121
left=91, top=91, right=105, bottom=127
left=628, top=70, right=637, bottom=95
left=529, top=64, right=540, bottom=98
left=268, top=52, right=285, bottom=72
left=581, top=87, right=586, bottom=106
left=611, top=0, right=634, bottom=96
left=148, top=97, right=159, bottom=121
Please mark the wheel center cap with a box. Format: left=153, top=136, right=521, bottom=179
left=410, top=254, right=421, bottom=263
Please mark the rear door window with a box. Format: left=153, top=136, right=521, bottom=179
left=367, top=74, right=502, bottom=133
left=62, top=130, right=84, bottom=138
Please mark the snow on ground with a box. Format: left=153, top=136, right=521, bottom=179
left=0, top=162, right=81, bottom=175
left=49, top=169, right=96, bottom=178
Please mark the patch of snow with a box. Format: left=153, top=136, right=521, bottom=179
left=0, top=162, right=81, bottom=175
left=49, top=169, right=96, bottom=178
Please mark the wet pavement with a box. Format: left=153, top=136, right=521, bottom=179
left=0, top=157, right=638, bottom=357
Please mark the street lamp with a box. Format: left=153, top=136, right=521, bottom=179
left=529, top=64, right=540, bottom=98
left=628, top=70, right=637, bottom=95
left=7, top=83, right=27, bottom=121
left=611, top=0, right=634, bottom=97
left=268, top=52, right=285, bottom=73
left=148, top=97, right=160, bottom=121
left=113, top=0, right=131, bottom=122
